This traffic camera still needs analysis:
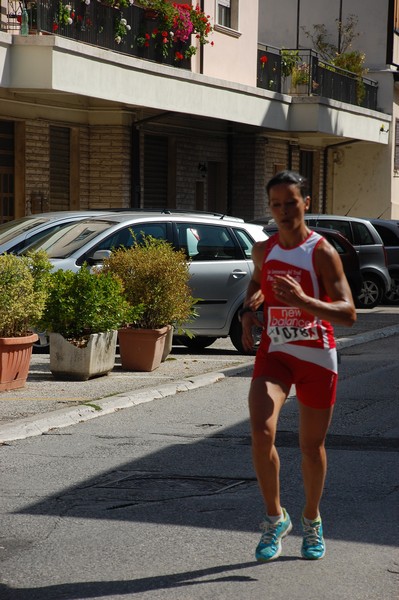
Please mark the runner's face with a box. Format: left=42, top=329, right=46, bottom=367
left=268, top=183, right=310, bottom=231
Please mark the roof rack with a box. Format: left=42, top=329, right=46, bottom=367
left=104, top=208, right=244, bottom=222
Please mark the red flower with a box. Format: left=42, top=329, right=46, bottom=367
left=145, top=32, right=150, bottom=40
left=175, top=51, right=184, bottom=61
left=260, top=55, right=268, bottom=68
left=52, top=23, right=58, bottom=32
left=144, top=41, right=149, bottom=47
left=161, top=30, right=168, bottom=37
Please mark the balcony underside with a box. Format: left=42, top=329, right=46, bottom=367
left=4, top=34, right=390, bottom=146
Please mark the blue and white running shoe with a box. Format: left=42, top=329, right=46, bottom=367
left=301, top=515, right=326, bottom=560
left=255, top=508, right=292, bottom=562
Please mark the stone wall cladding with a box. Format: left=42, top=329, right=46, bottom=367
left=175, top=135, right=227, bottom=211
left=25, top=121, right=50, bottom=214
left=89, top=126, right=131, bottom=209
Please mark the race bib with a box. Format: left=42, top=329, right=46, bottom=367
left=267, top=306, right=319, bottom=345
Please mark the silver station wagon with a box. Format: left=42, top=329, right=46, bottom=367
left=23, top=210, right=268, bottom=353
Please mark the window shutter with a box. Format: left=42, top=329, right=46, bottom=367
left=144, top=135, right=168, bottom=209
left=50, top=126, right=70, bottom=210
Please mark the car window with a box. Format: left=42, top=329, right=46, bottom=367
left=373, top=224, right=399, bottom=246
left=323, top=234, right=345, bottom=255
left=180, top=224, right=236, bottom=261
left=0, top=217, right=49, bottom=244
left=94, top=223, right=168, bottom=251
left=234, top=228, right=256, bottom=259
left=22, top=220, right=115, bottom=258
left=315, top=219, right=352, bottom=240
left=352, top=222, right=375, bottom=245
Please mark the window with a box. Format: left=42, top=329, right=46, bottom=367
left=217, top=0, right=238, bottom=30
left=314, top=219, right=352, bottom=242
left=95, top=223, right=169, bottom=251
left=373, top=224, right=399, bottom=246
left=352, top=222, right=374, bottom=246
left=178, top=224, right=237, bottom=261
left=234, top=228, right=256, bottom=259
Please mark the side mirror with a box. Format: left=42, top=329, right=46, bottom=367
left=89, top=249, right=112, bottom=263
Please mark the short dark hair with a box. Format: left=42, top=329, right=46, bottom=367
left=266, top=170, right=309, bottom=199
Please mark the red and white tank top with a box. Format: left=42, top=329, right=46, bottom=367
left=261, top=231, right=336, bottom=366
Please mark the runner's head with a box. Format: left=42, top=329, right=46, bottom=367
left=266, top=171, right=308, bottom=202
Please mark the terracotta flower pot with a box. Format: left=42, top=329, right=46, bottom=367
left=118, top=326, right=168, bottom=371
left=0, top=333, right=38, bottom=391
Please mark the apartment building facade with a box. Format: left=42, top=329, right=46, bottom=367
left=0, top=0, right=392, bottom=222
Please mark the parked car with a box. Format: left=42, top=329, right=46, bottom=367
left=259, top=223, right=363, bottom=298
left=0, top=211, right=113, bottom=255
left=21, top=210, right=268, bottom=353
left=303, top=215, right=391, bottom=309
left=369, top=219, right=399, bottom=304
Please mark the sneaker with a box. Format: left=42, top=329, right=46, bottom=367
left=255, top=508, right=292, bottom=562
left=301, top=515, right=326, bottom=560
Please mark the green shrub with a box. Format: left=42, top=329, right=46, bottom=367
left=38, top=266, right=137, bottom=344
left=102, top=236, right=196, bottom=330
left=0, top=250, right=52, bottom=338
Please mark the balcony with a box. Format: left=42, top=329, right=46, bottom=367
left=6, top=2, right=379, bottom=112
left=257, top=46, right=378, bottom=111
left=6, top=1, right=191, bottom=69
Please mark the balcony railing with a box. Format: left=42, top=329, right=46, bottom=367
left=6, top=1, right=191, bottom=69
left=258, top=46, right=378, bottom=111
left=6, top=2, right=378, bottom=110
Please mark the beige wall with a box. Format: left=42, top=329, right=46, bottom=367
left=202, top=0, right=259, bottom=86
left=328, top=143, right=391, bottom=218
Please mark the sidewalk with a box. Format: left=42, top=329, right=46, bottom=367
left=0, top=307, right=398, bottom=443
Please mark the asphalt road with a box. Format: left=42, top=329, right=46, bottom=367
left=0, top=334, right=398, bottom=599
left=0, top=307, right=398, bottom=443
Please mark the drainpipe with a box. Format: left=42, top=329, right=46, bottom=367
left=296, top=0, right=301, bottom=47
left=200, top=0, right=204, bottom=74
left=322, top=138, right=359, bottom=213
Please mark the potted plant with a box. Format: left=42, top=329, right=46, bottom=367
left=0, top=250, right=51, bottom=391
left=290, top=62, right=310, bottom=93
left=136, top=0, right=213, bottom=62
left=102, top=235, right=196, bottom=372
left=38, top=266, right=135, bottom=380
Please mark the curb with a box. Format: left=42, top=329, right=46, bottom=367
left=1, top=325, right=398, bottom=443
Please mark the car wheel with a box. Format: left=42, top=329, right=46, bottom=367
left=32, top=331, right=50, bottom=354
left=355, top=275, right=383, bottom=309
left=383, top=272, right=399, bottom=305
left=174, top=336, right=217, bottom=351
left=229, top=314, right=261, bottom=355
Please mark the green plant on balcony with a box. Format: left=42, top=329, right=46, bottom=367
left=136, top=1, right=213, bottom=61
left=291, top=62, right=310, bottom=87
left=114, top=14, right=131, bottom=43
left=302, top=15, right=367, bottom=105
left=280, top=49, right=301, bottom=78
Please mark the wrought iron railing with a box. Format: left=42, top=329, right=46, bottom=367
left=6, top=2, right=378, bottom=110
left=257, top=46, right=378, bottom=111
left=5, top=1, right=191, bottom=69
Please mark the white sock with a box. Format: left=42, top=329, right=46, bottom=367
left=303, top=515, right=320, bottom=525
left=267, top=513, right=283, bottom=524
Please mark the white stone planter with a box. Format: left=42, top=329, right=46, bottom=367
left=49, top=331, right=118, bottom=381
